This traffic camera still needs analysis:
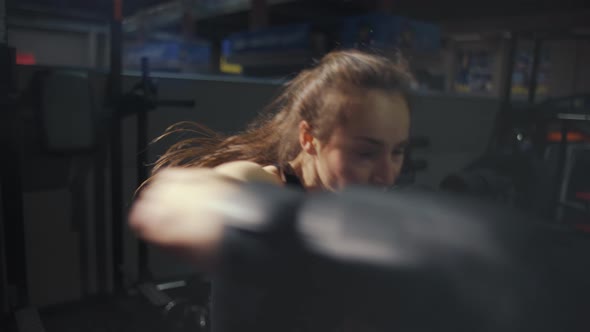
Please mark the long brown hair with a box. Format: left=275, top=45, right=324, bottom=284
left=150, top=49, right=414, bottom=176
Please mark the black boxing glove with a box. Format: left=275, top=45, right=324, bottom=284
left=214, top=182, right=306, bottom=283
left=296, top=187, right=590, bottom=332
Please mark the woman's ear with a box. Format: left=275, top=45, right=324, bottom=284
left=299, top=120, right=318, bottom=156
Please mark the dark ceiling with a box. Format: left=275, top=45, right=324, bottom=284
left=7, top=0, right=165, bottom=19
left=8, top=0, right=590, bottom=19
left=194, top=0, right=590, bottom=40
left=7, top=0, right=590, bottom=39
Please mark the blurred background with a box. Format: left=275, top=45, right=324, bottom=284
left=1, top=0, right=590, bottom=331
left=4, top=0, right=589, bottom=95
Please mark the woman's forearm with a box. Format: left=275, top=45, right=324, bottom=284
left=128, top=162, right=283, bottom=270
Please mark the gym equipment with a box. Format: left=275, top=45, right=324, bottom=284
left=103, top=4, right=204, bottom=331
left=0, top=43, right=48, bottom=332
left=441, top=95, right=590, bottom=225
left=105, top=0, right=196, bottom=289
left=114, top=57, right=196, bottom=282
left=1, top=1, right=200, bottom=331
left=32, top=70, right=98, bottom=154
left=441, top=30, right=590, bottom=232
left=136, top=280, right=210, bottom=332
left=0, top=45, right=24, bottom=309
left=103, top=7, right=202, bottom=332
left=108, top=0, right=125, bottom=295
left=213, top=183, right=590, bottom=332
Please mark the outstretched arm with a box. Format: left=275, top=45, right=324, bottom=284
left=128, top=161, right=283, bottom=269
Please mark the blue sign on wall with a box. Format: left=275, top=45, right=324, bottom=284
left=222, top=23, right=311, bottom=57
left=340, top=14, right=441, bottom=52
left=124, top=41, right=211, bottom=72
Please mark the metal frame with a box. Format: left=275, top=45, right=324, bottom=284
left=0, top=44, right=29, bottom=309
left=527, top=38, right=543, bottom=104
left=0, top=177, right=7, bottom=316
left=107, top=0, right=197, bottom=290
left=556, top=143, right=590, bottom=222
left=109, top=0, right=125, bottom=294
left=486, top=32, right=517, bottom=152
left=135, top=58, right=159, bottom=282
left=1, top=0, right=6, bottom=43
left=117, top=58, right=195, bottom=284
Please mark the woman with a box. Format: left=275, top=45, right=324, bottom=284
left=129, top=49, right=414, bottom=331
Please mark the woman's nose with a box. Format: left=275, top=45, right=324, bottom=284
left=371, top=159, right=398, bottom=187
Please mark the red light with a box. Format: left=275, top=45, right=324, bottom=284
left=114, top=0, right=123, bottom=21
left=576, top=192, right=590, bottom=202
left=546, top=131, right=590, bottom=143
left=16, top=52, right=36, bottom=65
left=575, top=224, right=590, bottom=233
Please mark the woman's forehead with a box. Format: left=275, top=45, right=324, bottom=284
left=338, top=91, right=410, bottom=141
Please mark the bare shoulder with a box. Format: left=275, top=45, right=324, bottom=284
left=214, top=161, right=283, bottom=185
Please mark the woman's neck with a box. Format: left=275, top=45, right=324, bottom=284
left=288, top=153, right=324, bottom=192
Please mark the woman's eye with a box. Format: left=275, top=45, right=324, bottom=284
left=357, top=151, right=378, bottom=159
left=392, top=148, right=405, bottom=156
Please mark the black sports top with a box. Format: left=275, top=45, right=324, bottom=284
left=276, top=163, right=305, bottom=190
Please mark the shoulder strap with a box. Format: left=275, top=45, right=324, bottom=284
left=276, top=163, right=305, bottom=190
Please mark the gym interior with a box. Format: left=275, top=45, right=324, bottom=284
left=1, top=0, right=590, bottom=331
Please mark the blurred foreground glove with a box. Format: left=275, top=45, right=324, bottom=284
left=297, top=187, right=590, bottom=332
left=215, top=184, right=590, bottom=332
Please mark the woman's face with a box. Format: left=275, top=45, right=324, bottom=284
left=313, top=90, right=410, bottom=191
